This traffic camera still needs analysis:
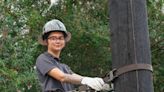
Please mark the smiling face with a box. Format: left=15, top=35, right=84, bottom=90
left=47, top=31, right=66, bottom=53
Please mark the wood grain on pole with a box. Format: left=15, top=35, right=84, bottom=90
left=109, top=0, right=154, bottom=92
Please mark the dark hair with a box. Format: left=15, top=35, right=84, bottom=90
left=42, top=31, right=67, bottom=40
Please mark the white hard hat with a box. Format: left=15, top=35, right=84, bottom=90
left=39, top=19, right=71, bottom=45
left=42, top=19, right=71, bottom=40
left=43, top=19, right=67, bottom=36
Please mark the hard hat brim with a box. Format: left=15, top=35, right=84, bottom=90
left=65, top=32, right=71, bottom=42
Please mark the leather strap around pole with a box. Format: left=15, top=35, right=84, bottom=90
left=115, top=64, right=153, bottom=77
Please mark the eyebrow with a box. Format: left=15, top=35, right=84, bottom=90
left=49, top=35, right=64, bottom=37
left=48, top=36, right=65, bottom=39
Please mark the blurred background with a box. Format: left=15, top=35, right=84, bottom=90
left=0, top=0, right=163, bottom=92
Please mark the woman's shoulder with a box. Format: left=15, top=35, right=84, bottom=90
left=37, top=52, right=47, bottom=59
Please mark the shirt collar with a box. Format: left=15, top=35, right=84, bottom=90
left=44, top=51, right=61, bottom=61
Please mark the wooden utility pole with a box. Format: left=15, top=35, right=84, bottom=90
left=109, top=0, right=154, bottom=92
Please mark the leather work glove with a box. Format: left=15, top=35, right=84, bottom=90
left=81, top=77, right=105, bottom=91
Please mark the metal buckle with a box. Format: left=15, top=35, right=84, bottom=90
left=104, top=68, right=117, bottom=83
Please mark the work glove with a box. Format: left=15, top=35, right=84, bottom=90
left=102, top=83, right=114, bottom=91
left=81, top=77, right=104, bottom=91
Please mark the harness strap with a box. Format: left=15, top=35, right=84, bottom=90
left=104, top=64, right=153, bottom=83
left=116, top=63, right=153, bottom=77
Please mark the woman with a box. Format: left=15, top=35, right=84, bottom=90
left=36, top=19, right=107, bottom=92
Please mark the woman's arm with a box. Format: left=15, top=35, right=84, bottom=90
left=48, top=67, right=84, bottom=84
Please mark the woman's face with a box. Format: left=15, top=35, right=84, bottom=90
left=47, top=31, right=65, bottom=53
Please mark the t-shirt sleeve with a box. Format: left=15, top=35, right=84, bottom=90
left=36, top=55, right=57, bottom=75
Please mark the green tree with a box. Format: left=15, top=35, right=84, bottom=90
left=147, top=0, right=164, bottom=91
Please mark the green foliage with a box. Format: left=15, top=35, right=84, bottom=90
left=147, top=0, right=164, bottom=92
left=0, top=0, right=163, bottom=92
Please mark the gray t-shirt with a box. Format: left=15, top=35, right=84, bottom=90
left=36, top=52, right=75, bottom=92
